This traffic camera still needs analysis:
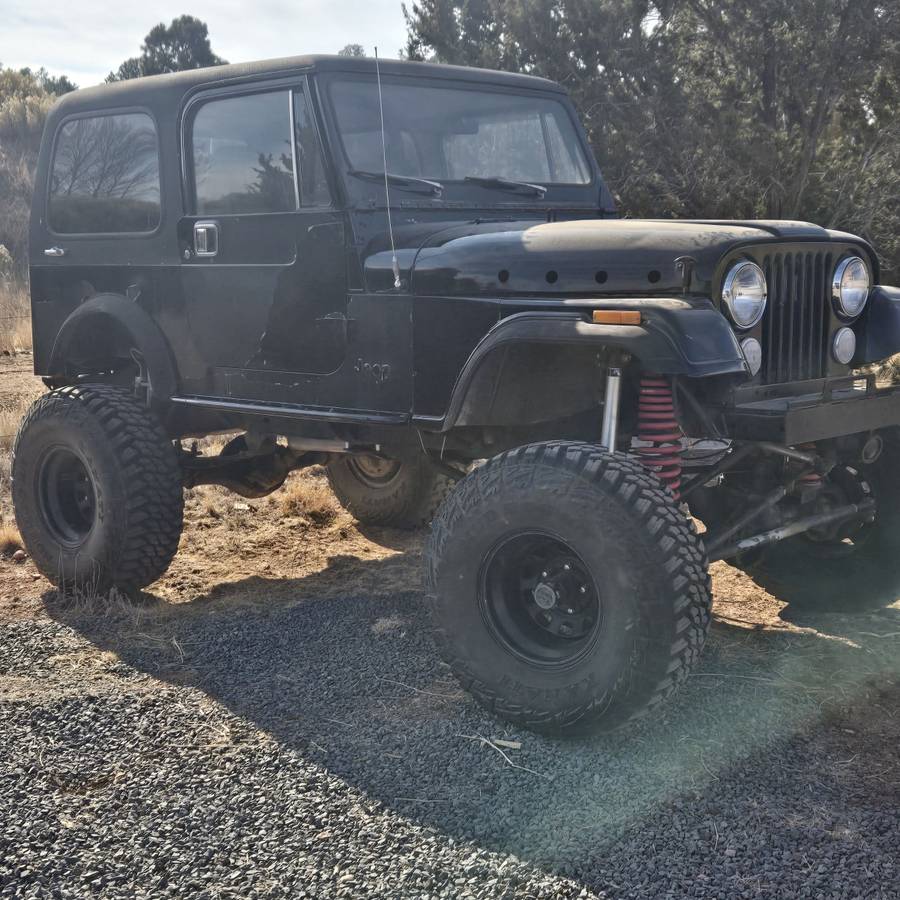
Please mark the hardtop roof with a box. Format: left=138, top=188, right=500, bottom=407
left=51, top=54, right=565, bottom=116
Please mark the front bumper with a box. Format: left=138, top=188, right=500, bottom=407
left=720, top=375, right=900, bottom=444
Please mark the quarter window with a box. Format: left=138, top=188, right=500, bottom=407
left=293, top=90, right=331, bottom=207
left=49, top=112, right=161, bottom=234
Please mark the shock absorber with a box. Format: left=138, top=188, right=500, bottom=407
left=635, top=376, right=684, bottom=499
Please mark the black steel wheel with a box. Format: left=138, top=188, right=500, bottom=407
left=12, top=385, right=184, bottom=594
left=327, top=452, right=454, bottom=529
left=480, top=532, right=601, bottom=667
left=37, top=446, right=98, bottom=546
left=426, top=441, right=712, bottom=735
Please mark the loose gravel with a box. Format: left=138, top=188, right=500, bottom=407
left=1, top=582, right=898, bottom=899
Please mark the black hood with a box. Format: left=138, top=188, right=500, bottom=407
left=364, top=217, right=854, bottom=296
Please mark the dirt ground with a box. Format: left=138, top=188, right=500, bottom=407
left=1, top=353, right=898, bottom=897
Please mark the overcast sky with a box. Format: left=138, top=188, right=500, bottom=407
left=0, top=0, right=410, bottom=87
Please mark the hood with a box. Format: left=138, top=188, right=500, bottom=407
left=363, top=218, right=839, bottom=296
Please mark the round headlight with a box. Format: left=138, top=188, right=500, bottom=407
left=832, top=327, right=856, bottom=365
left=722, top=262, right=767, bottom=328
left=832, top=257, right=869, bottom=318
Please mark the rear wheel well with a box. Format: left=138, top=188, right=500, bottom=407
left=54, top=315, right=139, bottom=382
left=46, top=297, right=178, bottom=409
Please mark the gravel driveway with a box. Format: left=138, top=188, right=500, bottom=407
left=1, top=557, right=898, bottom=899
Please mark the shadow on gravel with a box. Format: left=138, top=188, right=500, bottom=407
left=42, top=555, right=900, bottom=891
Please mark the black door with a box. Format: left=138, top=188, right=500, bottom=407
left=179, top=80, right=347, bottom=403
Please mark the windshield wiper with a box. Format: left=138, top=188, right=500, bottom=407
left=463, top=175, right=547, bottom=198
left=349, top=169, right=443, bottom=197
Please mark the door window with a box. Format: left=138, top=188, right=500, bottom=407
left=192, top=91, right=296, bottom=215
left=191, top=87, right=331, bottom=215
left=49, top=112, right=161, bottom=234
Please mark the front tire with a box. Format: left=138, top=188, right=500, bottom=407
left=326, top=453, right=454, bottom=529
left=12, top=385, right=184, bottom=594
left=425, top=441, right=712, bottom=734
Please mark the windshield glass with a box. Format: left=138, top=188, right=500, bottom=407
left=329, top=78, right=592, bottom=186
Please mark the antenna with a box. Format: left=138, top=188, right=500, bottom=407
left=374, top=47, right=401, bottom=289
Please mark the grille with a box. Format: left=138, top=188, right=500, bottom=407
left=760, top=250, right=833, bottom=384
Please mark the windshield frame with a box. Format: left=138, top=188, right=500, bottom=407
left=317, top=72, right=601, bottom=207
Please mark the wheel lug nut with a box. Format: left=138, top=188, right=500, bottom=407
left=541, top=571, right=548, bottom=578
left=579, top=586, right=587, bottom=594
left=563, top=563, right=571, bottom=571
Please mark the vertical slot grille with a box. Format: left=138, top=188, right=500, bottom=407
left=761, top=251, right=831, bottom=383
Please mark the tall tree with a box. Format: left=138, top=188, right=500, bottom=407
left=107, top=15, right=226, bottom=82
left=404, top=0, right=900, bottom=278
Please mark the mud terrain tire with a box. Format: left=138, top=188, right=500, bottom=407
left=327, top=453, right=454, bottom=529
left=425, top=441, right=712, bottom=734
left=12, top=385, right=184, bottom=594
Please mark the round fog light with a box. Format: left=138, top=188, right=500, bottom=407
left=832, top=327, right=856, bottom=365
left=740, top=337, right=762, bottom=376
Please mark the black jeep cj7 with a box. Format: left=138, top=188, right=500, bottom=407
left=14, top=55, right=900, bottom=733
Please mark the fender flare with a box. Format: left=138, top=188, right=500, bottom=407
left=47, top=293, right=179, bottom=406
left=855, top=285, right=900, bottom=365
left=438, top=301, right=748, bottom=430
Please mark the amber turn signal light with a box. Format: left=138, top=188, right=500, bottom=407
left=592, top=310, right=641, bottom=325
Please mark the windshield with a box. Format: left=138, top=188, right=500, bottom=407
left=329, top=77, right=593, bottom=186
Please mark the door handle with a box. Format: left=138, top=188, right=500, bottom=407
left=44, top=246, right=66, bottom=257
left=193, top=221, right=219, bottom=257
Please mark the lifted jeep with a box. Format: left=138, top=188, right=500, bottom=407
left=15, top=54, right=900, bottom=733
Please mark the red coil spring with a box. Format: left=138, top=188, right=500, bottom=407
left=797, top=443, right=822, bottom=484
left=636, top=376, right=684, bottom=499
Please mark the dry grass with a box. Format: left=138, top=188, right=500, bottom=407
left=0, top=521, right=22, bottom=556
left=873, top=353, right=900, bottom=385
left=279, top=469, right=340, bottom=525
left=0, top=380, right=43, bottom=454
left=0, top=406, right=22, bottom=451
left=0, top=281, right=31, bottom=354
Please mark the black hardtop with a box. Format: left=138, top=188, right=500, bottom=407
left=49, top=54, right=566, bottom=117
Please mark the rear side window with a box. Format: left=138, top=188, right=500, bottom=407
left=49, top=112, right=161, bottom=234
left=191, top=88, right=330, bottom=215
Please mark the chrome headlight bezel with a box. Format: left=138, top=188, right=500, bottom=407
left=722, top=261, right=768, bottom=329
left=832, top=256, right=870, bottom=319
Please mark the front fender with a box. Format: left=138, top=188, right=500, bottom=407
left=438, top=300, right=747, bottom=430
left=855, top=286, right=900, bottom=365
left=48, top=293, right=178, bottom=406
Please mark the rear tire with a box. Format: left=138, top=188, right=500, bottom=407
left=425, top=441, right=712, bottom=734
left=12, top=385, right=184, bottom=594
left=326, top=453, right=454, bottom=529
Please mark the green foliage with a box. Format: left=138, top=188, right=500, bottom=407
left=404, top=0, right=900, bottom=278
left=107, top=15, right=227, bottom=82
left=339, top=44, right=367, bottom=58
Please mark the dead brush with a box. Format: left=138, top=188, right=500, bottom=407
left=0, top=281, right=32, bottom=354
left=872, top=353, right=900, bottom=385
left=280, top=470, right=339, bottom=525
left=0, top=520, right=22, bottom=556
left=0, top=383, right=44, bottom=454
